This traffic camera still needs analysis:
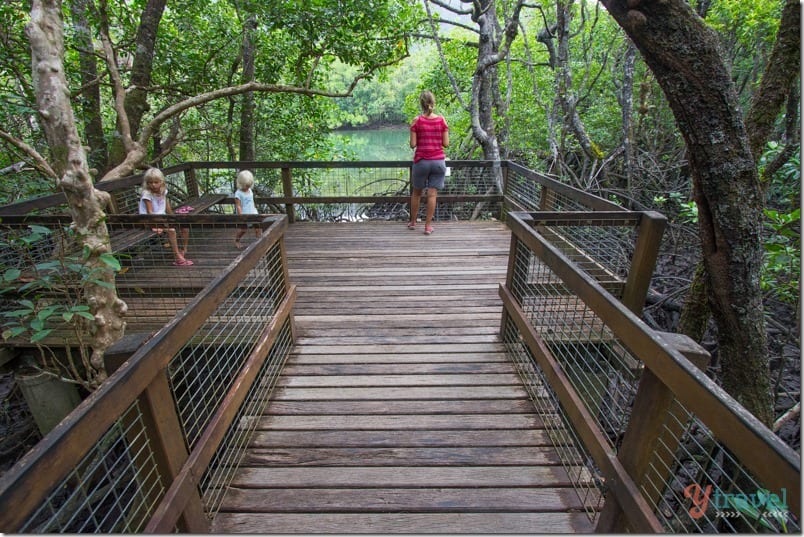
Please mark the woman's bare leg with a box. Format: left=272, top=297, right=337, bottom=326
left=425, top=188, right=437, bottom=228
left=409, top=187, right=423, bottom=225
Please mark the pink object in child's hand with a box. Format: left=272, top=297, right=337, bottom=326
left=175, top=206, right=194, bottom=214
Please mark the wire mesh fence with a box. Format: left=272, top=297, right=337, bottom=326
left=0, top=214, right=296, bottom=532
left=18, top=401, right=164, bottom=533
left=503, top=318, right=605, bottom=522
left=641, top=400, right=800, bottom=533
left=201, top=318, right=294, bottom=517
left=502, top=213, right=800, bottom=533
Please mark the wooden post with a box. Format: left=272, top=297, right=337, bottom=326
left=538, top=184, right=553, bottom=210
left=139, top=373, right=210, bottom=532
left=184, top=168, right=199, bottom=199
left=281, top=167, right=295, bottom=223
left=620, top=211, right=666, bottom=314
left=595, top=332, right=710, bottom=532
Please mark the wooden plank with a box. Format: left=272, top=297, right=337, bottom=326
left=264, top=398, right=537, bottom=414
left=277, top=373, right=523, bottom=388
left=230, top=465, right=574, bottom=487
left=258, top=414, right=543, bottom=430
left=271, top=386, right=529, bottom=400
left=280, top=362, right=516, bottom=375
left=249, top=429, right=559, bottom=448
left=219, top=487, right=584, bottom=512
left=212, top=512, right=593, bottom=533
left=212, top=220, right=598, bottom=533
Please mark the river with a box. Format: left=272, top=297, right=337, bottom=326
left=328, top=126, right=411, bottom=161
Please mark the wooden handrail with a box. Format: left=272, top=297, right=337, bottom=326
left=0, top=215, right=290, bottom=531
left=504, top=211, right=801, bottom=529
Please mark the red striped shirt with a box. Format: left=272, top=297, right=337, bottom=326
left=411, top=115, right=448, bottom=162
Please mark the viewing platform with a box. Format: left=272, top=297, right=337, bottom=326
left=0, top=161, right=798, bottom=534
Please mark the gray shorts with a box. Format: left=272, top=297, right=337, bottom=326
left=412, top=159, right=447, bottom=190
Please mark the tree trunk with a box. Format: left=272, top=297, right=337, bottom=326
left=619, top=43, right=637, bottom=196
left=555, top=0, right=601, bottom=161
left=124, top=0, right=167, bottom=137
left=239, top=16, right=257, bottom=162
left=27, top=0, right=127, bottom=389
left=600, top=0, right=773, bottom=425
left=69, top=0, right=108, bottom=177
left=745, top=0, right=800, bottom=166
left=107, top=0, right=166, bottom=165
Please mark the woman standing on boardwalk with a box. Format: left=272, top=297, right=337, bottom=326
left=408, top=90, right=449, bottom=235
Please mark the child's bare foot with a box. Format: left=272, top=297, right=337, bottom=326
left=235, top=241, right=243, bottom=249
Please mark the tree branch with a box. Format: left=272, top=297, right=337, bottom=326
left=0, top=129, right=58, bottom=180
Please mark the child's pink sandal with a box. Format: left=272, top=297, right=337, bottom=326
left=174, top=258, right=194, bottom=266
left=424, top=225, right=434, bottom=235
left=407, top=221, right=416, bottom=230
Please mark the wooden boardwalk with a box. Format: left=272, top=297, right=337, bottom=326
left=212, top=221, right=594, bottom=533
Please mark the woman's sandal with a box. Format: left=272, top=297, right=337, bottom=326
left=424, top=225, right=434, bottom=235
left=174, top=258, right=194, bottom=266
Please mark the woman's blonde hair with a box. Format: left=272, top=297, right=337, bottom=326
left=142, top=168, right=166, bottom=194
left=236, top=170, right=255, bottom=189
left=419, top=90, right=436, bottom=114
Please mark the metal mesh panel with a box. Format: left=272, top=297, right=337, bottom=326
left=502, top=317, right=604, bottom=522
left=506, top=227, right=799, bottom=533
left=200, top=319, right=294, bottom=516
left=510, top=240, right=642, bottom=447
left=535, top=223, right=636, bottom=288
left=167, top=241, right=287, bottom=449
left=505, top=168, right=543, bottom=211
left=506, top=168, right=604, bottom=213
left=19, top=401, right=164, bottom=533
left=641, top=400, right=800, bottom=533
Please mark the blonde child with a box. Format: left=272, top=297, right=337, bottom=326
left=233, top=170, right=260, bottom=249
left=139, top=168, right=193, bottom=266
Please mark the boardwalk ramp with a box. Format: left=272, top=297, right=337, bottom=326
left=212, top=221, right=593, bottom=533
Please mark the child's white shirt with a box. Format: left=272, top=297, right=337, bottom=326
left=139, top=189, right=167, bottom=214
left=235, top=188, right=258, bottom=214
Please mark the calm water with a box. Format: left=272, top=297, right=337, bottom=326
left=329, top=126, right=411, bottom=161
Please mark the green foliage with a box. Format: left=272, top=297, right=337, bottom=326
left=653, top=192, right=699, bottom=224
left=760, top=142, right=800, bottom=207
left=761, top=207, right=800, bottom=305
left=0, top=226, right=121, bottom=348
left=725, top=488, right=790, bottom=532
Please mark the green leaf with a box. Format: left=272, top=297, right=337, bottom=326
left=62, top=312, right=74, bottom=322
left=30, top=329, right=54, bottom=342
left=3, top=309, right=33, bottom=318
left=3, top=268, right=21, bottom=282
left=37, top=307, right=59, bottom=321
left=28, top=225, right=52, bottom=235
left=2, top=327, right=27, bottom=340
left=99, top=253, right=122, bottom=271
left=75, top=311, right=95, bottom=320
left=727, top=496, right=776, bottom=531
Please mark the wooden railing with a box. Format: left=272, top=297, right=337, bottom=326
left=0, top=215, right=295, bottom=532
left=500, top=211, right=800, bottom=533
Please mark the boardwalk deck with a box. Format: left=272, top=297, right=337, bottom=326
left=211, top=221, right=594, bottom=534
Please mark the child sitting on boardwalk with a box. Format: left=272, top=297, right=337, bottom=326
left=234, top=170, right=261, bottom=249
left=138, top=168, right=193, bottom=266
